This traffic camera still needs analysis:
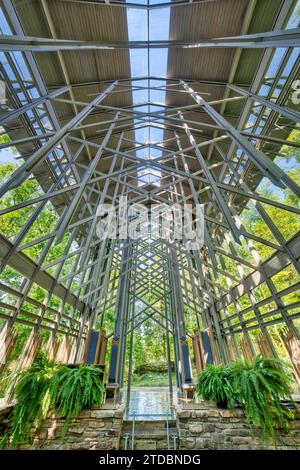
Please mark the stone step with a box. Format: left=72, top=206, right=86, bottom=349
left=123, top=429, right=174, bottom=439
left=121, top=433, right=177, bottom=450
left=121, top=420, right=178, bottom=450
left=122, top=419, right=177, bottom=433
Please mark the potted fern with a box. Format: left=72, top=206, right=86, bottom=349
left=195, top=357, right=295, bottom=443
left=231, top=356, right=295, bottom=441
left=50, top=363, right=105, bottom=432
left=1, top=354, right=105, bottom=447
left=1, top=354, right=59, bottom=447
left=195, top=364, right=235, bottom=409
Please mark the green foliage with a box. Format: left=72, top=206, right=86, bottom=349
left=231, top=356, right=294, bottom=441
left=6, top=354, right=58, bottom=447
left=9, top=325, right=32, bottom=362
left=195, top=364, right=235, bottom=407
left=131, top=372, right=176, bottom=387
left=50, top=364, right=105, bottom=431
left=195, top=357, right=295, bottom=443
left=2, top=354, right=104, bottom=447
left=240, top=166, right=300, bottom=261
left=0, top=132, right=18, bottom=155
left=0, top=164, right=41, bottom=242
left=281, top=129, right=300, bottom=164
left=0, top=163, right=69, bottom=266
left=134, top=362, right=174, bottom=374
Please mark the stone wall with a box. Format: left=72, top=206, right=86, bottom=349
left=2, top=400, right=300, bottom=450
left=22, top=405, right=124, bottom=450
left=176, top=401, right=300, bottom=450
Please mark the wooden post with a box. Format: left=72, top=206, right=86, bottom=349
left=208, top=326, right=219, bottom=365
left=192, top=331, right=203, bottom=373
left=240, top=335, right=253, bottom=363
left=98, top=331, right=107, bottom=365
left=0, top=325, right=18, bottom=373
left=257, top=332, right=275, bottom=358
left=227, top=338, right=238, bottom=362
left=281, top=328, right=300, bottom=388
left=46, top=334, right=59, bottom=361
left=192, top=328, right=219, bottom=370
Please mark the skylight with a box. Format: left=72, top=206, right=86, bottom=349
left=126, top=4, right=170, bottom=186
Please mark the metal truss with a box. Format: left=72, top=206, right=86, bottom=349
left=0, top=0, right=299, bottom=397
left=1, top=28, right=300, bottom=51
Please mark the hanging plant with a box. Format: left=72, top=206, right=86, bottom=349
left=195, top=357, right=296, bottom=443
left=3, top=354, right=58, bottom=447
left=231, top=356, right=295, bottom=442
left=50, top=363, right=105, bottom=436
left=195, top=363, right=235, bottom=409
left=1, top=354, right=105, bottom=447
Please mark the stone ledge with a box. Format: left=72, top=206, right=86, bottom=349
left=30, top=404, right=125, bottom=450
left=176, top=403, right=300, bottom=450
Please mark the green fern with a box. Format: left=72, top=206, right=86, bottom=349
left=195, top=357, right=295, bottom=444
left=1, top=355, right=105, bottom=447
left=6, top=353, right=58, bottom=447
left=195, top=364, right=235, bottom=407
left=231, top=356, right=294, bottom=442
left=50, top=364, right=105, bottom=437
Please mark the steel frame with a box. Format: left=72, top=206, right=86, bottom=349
left=0, top=0, right=299, bottom=399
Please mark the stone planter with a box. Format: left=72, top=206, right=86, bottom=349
left=176, top=402, right=300, bottom=450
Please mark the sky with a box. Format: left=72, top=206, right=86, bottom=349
left=126, top=5, right=170, bottom=184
